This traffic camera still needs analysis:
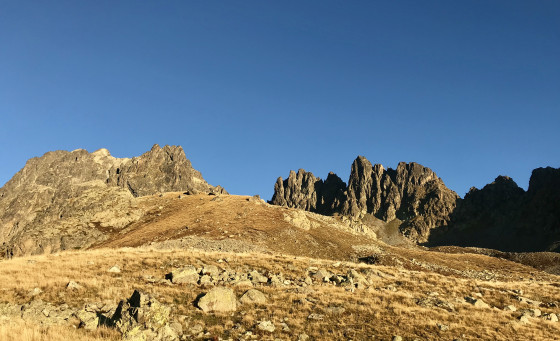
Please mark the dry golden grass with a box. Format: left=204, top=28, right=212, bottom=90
left=0, top=247, right=559, bottom=340
left=0, top=319, right=119, bottom=341
left=93, top=193, right=378, bottom=260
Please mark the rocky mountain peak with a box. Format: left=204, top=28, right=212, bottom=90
left=271, top=156, right=458, bottom=242
left=0, top=144, right=225, bottom=256
left=528, top=167, right=560, bottom=194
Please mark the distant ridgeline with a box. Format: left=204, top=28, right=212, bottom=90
left=0, top=144, right=226, bottom=257
left=270, top=156, right=560, bottom=253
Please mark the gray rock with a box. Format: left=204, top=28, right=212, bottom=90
left=543, top=313, right=558, bottom=322
left=298, top=333, right=310, bottom=341
left=239, top=289, right=267, bottom=305
left=249, top=270, right=268, bottom=284
left=67, top=281, right=82, bottom=290
left=197, top=287, right=237, bottom=313
left=201, top=265, right=220, bottom=277
left=170, top=266, right=199, bottom=284
left=257, top=320, right=275, bottom=333
left=464, top=296, right=489, bottom=308
left=75, top=310, right=99, bottom=330
left=107, top=265, right=121, bottom=273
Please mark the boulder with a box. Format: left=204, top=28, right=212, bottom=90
left=169, top=266, right=199, bottom=284
left=239, top=289, right=267, bottom=305
left=257, top=320, right=275, bottom=333
left=197, top=287, right=237, bottom=313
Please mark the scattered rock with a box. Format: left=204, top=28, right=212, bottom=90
left=437, top=323, right=449, bottom=331
left=75, top=310, right=99, bottom=330
left=518, top=314, right=531, bottom=323
left=249, top=270, right=268, bottom=284
left=543, top=313, right=558, bottom=322
left=201, top=265, right=220, bottom=277
left=107, top=265, right=121, bottom=273
left=298, top=333, right=310, bottom=341
left=28, top=287, right=43, bottom=297
left=308, top=313, right=325, bottom=320
left=169, top=266, right=199, bottom=284
left=465, top=296, right=489, bottom=308
left=66, top=281, right=82, bottom=290
left=197, top=287, right=237, bottom=313
left=257, top=320, right=275, bottom=333
left=239, top=289, right=267, bottom=305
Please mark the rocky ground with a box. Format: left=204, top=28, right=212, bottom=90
left=0, top=247, right=559, bottom=341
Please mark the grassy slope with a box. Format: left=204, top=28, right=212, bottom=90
left=0, top=248, right=559, bottom=340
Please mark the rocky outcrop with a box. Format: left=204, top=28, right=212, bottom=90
left=270, top=158, right=560, bottom=251
left=342, top=158, right=458, bottom=241
left=107, top=144, right=224, bottom=197
left=270, top=170, right=346, bottom=215
left=430, top=168, right=560, bottom=252
left=270, top=156, right=458, bottom=243
left=0, top=144, right=225, bottom=257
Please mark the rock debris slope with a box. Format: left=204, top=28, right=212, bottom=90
left=271, top=156, right=458, bottom=243
left=0, top=144, right=225, bottom=256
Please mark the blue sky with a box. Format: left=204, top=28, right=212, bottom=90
left=1, top=1, right=559, bottom=199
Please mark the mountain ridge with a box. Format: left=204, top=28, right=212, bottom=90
left=271, top=156, right=560, bottom=252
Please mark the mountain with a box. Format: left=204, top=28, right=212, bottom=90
left=0, top=148, right=559, bottom=340
left=428, top=167, right=560, bottom=252
left=271, top=156, right=459, bottom=243
left=271, top=157, right=560, bottom=252
left=0, top=144, right=225, bottom=256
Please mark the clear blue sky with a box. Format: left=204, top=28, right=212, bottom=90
left=1, top=1, right=559, bottom=199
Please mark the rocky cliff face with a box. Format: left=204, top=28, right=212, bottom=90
left=270, top=156, right=459, bottom=243
left=0, top=144, right=225, bottom=256
left=270, top=170, right=346, bottom=216
left=429, top=167, right=560, bottom=252
left=270, top=157, right=560, bottom=252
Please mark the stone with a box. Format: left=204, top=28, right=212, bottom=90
left=298, top=334, right=310, bottom=341
left=67, top=281, right=82, bottom=290
left=464, top=296, right=489, bottom=308
left=248, top=270, right=268, bottom=284
left=257, top=320, right=275, bottom=333
left=312, top=268, right=333, bottom=282
left=519, top=314, right=531, bottom=323
left=326, top=305, right=346, bottom=315
left=108, top=265, right=121, bottom=273
left=307, top=313, right=325, bottom=320
left=504, top=305, right=516, bottom=312
left=169, top=266, right=199, bottom=284
left=197, top=287, right=237, bottom=313
left=29, top=287, right=43, bottom=297
left=543, top=313, right=558, bottom=322
left=201, top=265, right=220, bottom=277
left=76, top=310, right=99, bottom=330
left=104, top=290, right=171, bottom=337
left=239, top=289, right=267, bottom=305
left=392, top=336, right=403, bottom=341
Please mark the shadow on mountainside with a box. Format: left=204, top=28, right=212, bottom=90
left=423, top=168, right=560, bottom=254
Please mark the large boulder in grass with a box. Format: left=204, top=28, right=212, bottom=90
left=169, top=266, right=199, bottom=284
left=197, top=287, right=237, bottom=313
left=239, top=289, right=267, bottom=305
